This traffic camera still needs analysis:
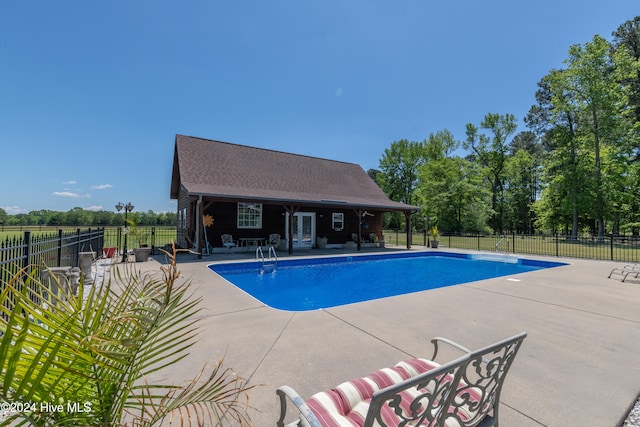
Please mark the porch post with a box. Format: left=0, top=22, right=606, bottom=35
left=405, top=211, right=412, bottom=249
left=355, top=209, right=364, bottom=251
left=196, top=195, right=203, bottom=258
left=284, top=205, right=300, bottom=255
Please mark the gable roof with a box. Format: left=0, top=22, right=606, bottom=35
left=170, top=135, right=419, bottom=212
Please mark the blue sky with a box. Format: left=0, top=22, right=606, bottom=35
left=1, top=1, right=638, bottom=215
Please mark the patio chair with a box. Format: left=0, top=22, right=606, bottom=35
left=268, top=233, right=281, bottom=247
left=276, top=332, right=527, bottom=427
left=351, top=233, right=365, bottom=243
left=221, top=234, right=237, bottom=250
left=608, top=264, right=640, bottom=282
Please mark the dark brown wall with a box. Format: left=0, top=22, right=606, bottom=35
left=314, top=208, right=383, bottom=244
left=200, top=202, right=383, bottom=247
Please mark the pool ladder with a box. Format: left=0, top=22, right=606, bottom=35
left=495, top=235, right=510, bottom=254
left=256, top=246, right=277, bottom=271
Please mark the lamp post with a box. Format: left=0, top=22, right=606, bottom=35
left=115, top=202, right=134, bottom=262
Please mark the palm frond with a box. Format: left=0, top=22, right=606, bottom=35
left=0, top=244, right=256, bottom=426
left=126, top=358, right=256, bottom=427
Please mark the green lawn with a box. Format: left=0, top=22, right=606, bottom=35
left=1, top=226, right=177, bottom=250
left=383, top=230, right=640, bottom=263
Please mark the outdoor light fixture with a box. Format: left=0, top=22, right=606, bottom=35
left=115, top=202, right=134, bottom=262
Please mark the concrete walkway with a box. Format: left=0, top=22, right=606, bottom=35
left=133, top=247, right=640, bottom=426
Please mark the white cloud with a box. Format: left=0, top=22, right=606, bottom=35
left=62, top=180, right=77, bottom=185
left=53, top=191, right=81, bottom=198
left=85, top=205, right=103, bottom=211
left=1, top=205, right=26, bottom=214
left=90, top=184, right=113, bottom=190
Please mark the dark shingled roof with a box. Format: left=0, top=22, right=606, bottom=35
left=170, top=135, right=419, bottom=211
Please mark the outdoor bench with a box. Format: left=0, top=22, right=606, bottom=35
left=277, top=332, right=527, bottom=427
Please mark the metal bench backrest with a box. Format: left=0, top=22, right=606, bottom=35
left=444, top=332, right=527, bottom=427
left=364, top=354, right=471, bottom=427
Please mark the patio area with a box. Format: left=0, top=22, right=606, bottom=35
left=134, top=246, right=640, bottom=426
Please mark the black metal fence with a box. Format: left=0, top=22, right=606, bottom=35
left=384, top=230, right=640, bottom=263
left=0, top=225, right=178, bottom=283
left=102, top=227, right=178, bottom=256
left=0, top=228, right=105, bottom=288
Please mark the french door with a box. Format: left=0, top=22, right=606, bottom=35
left=286, top=212, right=315, bottom=248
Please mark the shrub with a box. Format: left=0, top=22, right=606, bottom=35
left=0, top=245, right=254, bottom=426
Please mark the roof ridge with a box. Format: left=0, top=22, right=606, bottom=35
left=175, top=134, right=361, bottom=167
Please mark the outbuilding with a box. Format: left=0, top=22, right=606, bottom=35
left=170, top=134, right=419, bottom=255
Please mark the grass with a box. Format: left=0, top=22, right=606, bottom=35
left=3, top=227, right=637, bottom=262
left=383, top=230, right=640, bottom=263
left=1, top=226, right=178, bottom=251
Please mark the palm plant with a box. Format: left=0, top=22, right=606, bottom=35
left=429, top=226, right=439, bottom=240
left=0, top=246, right=254, bottom=426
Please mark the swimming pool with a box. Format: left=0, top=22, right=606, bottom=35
left=208, top=251, right=567, bottom=311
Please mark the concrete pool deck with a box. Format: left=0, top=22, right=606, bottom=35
left=132, top=247, right=640, bottom=426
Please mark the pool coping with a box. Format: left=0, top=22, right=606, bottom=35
left=135, top=247, right=639, bottom=426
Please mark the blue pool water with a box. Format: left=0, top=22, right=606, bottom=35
left=208, top=252, right=566, bottom=311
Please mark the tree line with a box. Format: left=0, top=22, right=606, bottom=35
left=375, top=17, right=640, bottom=238
left=0, top=207, right=177, bottom=227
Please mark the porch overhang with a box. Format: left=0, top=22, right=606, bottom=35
left=186, top=191, right=420, bottom=213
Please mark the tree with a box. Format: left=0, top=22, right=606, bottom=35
left=367, top=168, right=382, bottom=184
left=378, top=139, right=426, bottom=206
left=423, top=129, right=458, bottom=160
left=3, top=208, right=178, bottom=227
left=612, top=17, right=640, bottom=129
left=547, top=35, right=638, bottom=238
left=509, top=130, right=543, bottom=159
left=418, top=155, right=491, bottom=233
left=464, top=113, right=517, bottom=233
left=504, top=149, right=537, bottom=233
left=527, top=71, right=583, bottom=236
left=416, top=130, right=491, bottom=233
left=527, top=31, right=639, bottom=237
left=65, top=206, right=93, bottom=226
left=612, top=16, right=640, bottom=233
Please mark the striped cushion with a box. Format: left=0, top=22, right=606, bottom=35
left=305, top=361, right=440, bottom=426
left=395, top=358, right=440, bottom=377
left=304, top=357, right=485, bottom=427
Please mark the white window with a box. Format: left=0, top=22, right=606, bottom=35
left=332, top=213, right=344, bottom=231
left=237, top=203, right=262, bottom=229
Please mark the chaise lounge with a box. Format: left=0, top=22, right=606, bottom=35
left=608, top=264, right=640, bottom=282
left=277, top=332, right=527, bottom=427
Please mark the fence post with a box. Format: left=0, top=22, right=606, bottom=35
left=610, top=235, right=614, bottom=261
left=477, top=234, right=480, bottom=251
left=75, top=228, right=81, bottom=267
left=555, top=233, right=559, bottom=257
left=57, top=229, right=63, bottom=267
left=395, top=229, right=399, bottom=246
left=512, top=232, right=516, bottom=254
left=117, top=227, right=122, bottom=256
left=99, top=227, right=105, bottom=257
left=23, top=230, right=31, bottom=272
